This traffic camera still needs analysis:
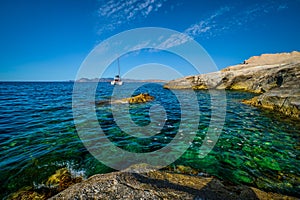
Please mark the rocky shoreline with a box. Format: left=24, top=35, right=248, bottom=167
left=164, top=51, right=300, bottom=119
left=8, top=165, right=299, bottom=199
left=49, top=168, right=297, bottom=200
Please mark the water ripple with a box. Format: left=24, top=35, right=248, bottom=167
left=0, top=82, right=299, bottom=197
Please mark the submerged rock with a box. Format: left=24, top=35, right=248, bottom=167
left=164, top=51, right=300, bottom=119
left=45, top=168, right=82, bottom=192
left=6, top=168, right=82, bottom=200
left=232, top=170, right=253, bottom=184
left=49, top=169, right=297, bottom=200
left=6, top=186, right=46, bottom=200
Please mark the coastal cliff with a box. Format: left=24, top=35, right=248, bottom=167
left=164, top=51, right=300, bottom=119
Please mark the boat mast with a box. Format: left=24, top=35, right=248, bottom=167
left=117, top=58, right=120, bottom=76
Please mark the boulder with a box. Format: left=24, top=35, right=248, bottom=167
left=49, top=169, right=297, bottom=200
left=97, top=93, right=155, bottom=105
left=127, top=93, right=155, bottom=103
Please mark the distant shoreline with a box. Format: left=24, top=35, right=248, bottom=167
left=75, top=78, right=167, bottom=83
left=0, top=79, right=167, bottom=83
left=0, top=80, right=75, bottom=82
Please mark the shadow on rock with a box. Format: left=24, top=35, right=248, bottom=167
left=49, top=169, right=297, bottom=200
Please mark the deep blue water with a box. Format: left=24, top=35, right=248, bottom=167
left=0, top=82, right=299, bottom=198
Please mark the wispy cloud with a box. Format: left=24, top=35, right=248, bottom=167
left=187, top=1, right=289, bottom=39
left=97, top=0, right=166, bottom=34
left=157, top=1, right=289, bottom=49
left=277, top=4, right=288, bottom=11
left=96, top=0, right=290, bottom=50
left=156, top=33, right=190, bottom=49
left=184, top=6, right=230, bottom=38
left=157, top=6, right=231, bottom=49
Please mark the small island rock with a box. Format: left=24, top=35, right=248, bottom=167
left=97, top=93, right=155, bottom=105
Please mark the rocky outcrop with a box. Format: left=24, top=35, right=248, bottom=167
left=123, top=93, right=155, bottom=103
left=164, top=51, right=300, bottom=119
left=164, top=51, right=300, bottom=92
left=242, top=83, right=300, bottom=119
left=97, top=93, right=155, bottom=105
left=242, top=51, right=300, bottom=66
left=49, top=169, right=297, bottom=200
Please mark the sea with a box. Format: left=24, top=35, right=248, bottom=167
left=0, top=82, right=299, bottom=198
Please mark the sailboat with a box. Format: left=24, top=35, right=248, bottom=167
left=111, top=57, right=123, bottom=85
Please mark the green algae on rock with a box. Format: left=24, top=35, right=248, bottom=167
left=6, top=168, right=83, bottom=200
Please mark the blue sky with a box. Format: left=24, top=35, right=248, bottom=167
left=0, top=0, right=299, bottom=81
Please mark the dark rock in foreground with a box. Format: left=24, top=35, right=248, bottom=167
left=49, top=170, right=297, bottom=200
left=164, top=51, right=300, bottom=119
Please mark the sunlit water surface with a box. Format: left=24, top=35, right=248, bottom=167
left=0, top=82, right=299, bottom=198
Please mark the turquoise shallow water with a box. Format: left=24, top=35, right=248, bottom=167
left=0, top=82, right=299, bottom=198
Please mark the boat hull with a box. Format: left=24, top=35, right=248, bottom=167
left=111, top=81, right=123, bottom=85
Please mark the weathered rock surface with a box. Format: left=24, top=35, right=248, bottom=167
left=164, top=51, right=300, bottom=119
left=242, top=83, right=300, bottom=119
left=49, top=170, right=297, bottom=200
left=242, top=51, right=300, bottom=66
left=97, top=93, right=155, bottom=105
